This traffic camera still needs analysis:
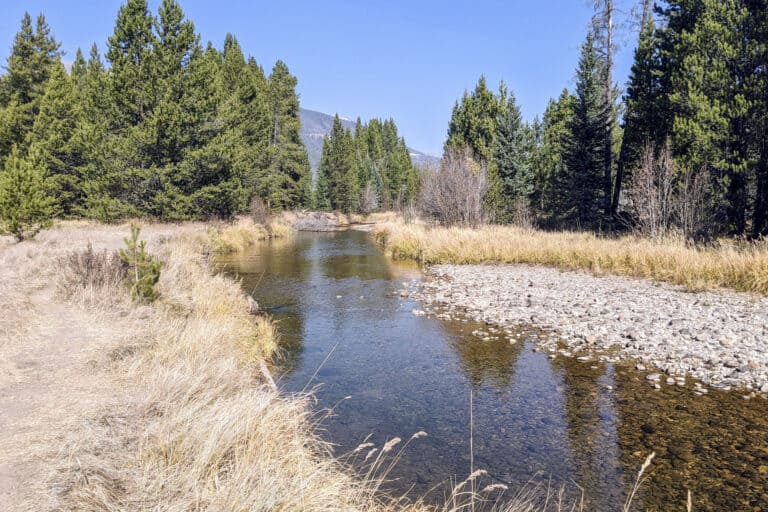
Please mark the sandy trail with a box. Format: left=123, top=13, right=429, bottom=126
left=0, top=224, right=156, bottom=511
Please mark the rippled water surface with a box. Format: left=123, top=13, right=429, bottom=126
left=216, top=230, right=768, bottom=511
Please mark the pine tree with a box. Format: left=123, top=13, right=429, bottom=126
left=0, top=147, right=58, bottom=241
left=265, top=60, right=311, bottom=209
left=27, top=60, right=85, bottom=215
left=315, top=135, right=332, bottom=211
left=0, top=13, right=61, bottom=160
left=537, top=90, right=576, bottom=220
left=445, top=76, right=504, bottom=163
left=492, top=92, right=535, bottom=222
left=614, top=17, right=665, bottom=213
left=318, top=115, right=358, bottom=212
left=564, top=34, right=608, bottom=227
left=665, top=0, right=751, bottom=234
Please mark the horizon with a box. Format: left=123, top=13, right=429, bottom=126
left=1, top=0, right=638, bottom=156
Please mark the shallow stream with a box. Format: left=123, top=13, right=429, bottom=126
left=216, top=229, right=768, bottom=511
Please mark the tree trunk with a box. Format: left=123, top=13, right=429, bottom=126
left=640, top=0, right=653, bottom=30
left=753, top=143, right=768, bottom=238
left=603, top=0, right=615, bottom=217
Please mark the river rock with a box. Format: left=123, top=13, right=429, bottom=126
left=247, top=295, right=261, bottom=315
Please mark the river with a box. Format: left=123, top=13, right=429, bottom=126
left=216, top=229, right=768, bottom=511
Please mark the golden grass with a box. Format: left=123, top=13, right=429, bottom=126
left=203, top=216, right=295, bottom=254
left=372, top=222, right=768, bottom=294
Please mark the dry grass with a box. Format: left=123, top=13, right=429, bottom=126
left=53, top=224, right=388, bottom=511
left=204, top=216, right=294, bottom=254
left=372, top=222, right=768, bottom=294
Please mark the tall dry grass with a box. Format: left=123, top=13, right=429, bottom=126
left=205, top=216, right=292, bottom=254
left=372, top=222, right=768, bottom=294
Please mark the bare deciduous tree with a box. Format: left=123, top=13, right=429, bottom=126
left=676, top=167, right=712, bottom=241
left=418, top=147, right=488, bottom=227
left=359, top=180, right=379, bottom=216
left=628, top=143, right=675, bottom=239
left=628, top=141, right=713, bottom=241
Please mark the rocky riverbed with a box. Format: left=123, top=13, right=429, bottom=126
left=404, top=264, right=768, bottom=395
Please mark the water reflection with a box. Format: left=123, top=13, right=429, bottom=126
left=216, top=230, right=768, bottom=510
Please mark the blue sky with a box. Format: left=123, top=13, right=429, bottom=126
left=2, top=0, right=638, bottom=155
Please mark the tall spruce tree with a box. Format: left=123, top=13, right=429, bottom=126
left=614, top=17, right=665, bottom=213
left=536, top=90, right=576, bottom=220
left=265, top=60, right=311, bottom=209
left=0, top=13, right=61, bottom=161
left=27, top=60, right=86, bottom=216
left=492, top=92, right=534, bottom=222
left=663, top=0, right=750, bottom=233
left=564, top=34, right=608, bottom=227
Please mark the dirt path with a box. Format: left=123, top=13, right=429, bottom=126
left=0, top=225, right=140, bottom=511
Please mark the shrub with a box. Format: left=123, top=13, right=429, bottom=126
left=418, top=146, right=488, bottom=227
left=57, top=244, right=128, bottom=300
left=119, top=224, right=162, bottom=302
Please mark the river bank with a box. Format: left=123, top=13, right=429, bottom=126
left=0, top=220, right=432, bottom=511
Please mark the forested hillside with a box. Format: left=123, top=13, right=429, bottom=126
left=315, top=115, right=419, bottom=213
left=299, top=108, right=438, bottom=173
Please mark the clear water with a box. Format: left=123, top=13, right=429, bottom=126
left=216, top=229, right=768, bottom=511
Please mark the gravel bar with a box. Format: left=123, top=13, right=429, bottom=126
left=412, top=264, right=768, bottom=394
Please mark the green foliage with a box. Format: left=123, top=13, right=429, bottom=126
left=264, top=60, right=311, bottom=209
left=316, top=115, right=358, bottom=213
left=445, top=76, right=504, bottom=163
left=118, top=224, right=162, bottom=302
left=0, top=12, right=61, bottom=161
left=491, top=92, right=535, bottom=222
left=315, top=114, right=416, bottom=213
left=563, top=33, right=609, bottom=227
left=0, top=147, right=58, bottom=241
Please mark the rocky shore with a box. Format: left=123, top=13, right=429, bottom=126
left=408, top=264, right=768, bottom=394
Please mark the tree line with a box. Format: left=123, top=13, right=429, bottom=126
left=315, top=115, right=418, bottom=214
left=0, top=0, right=314, bottom=234
left=441, top=0, right=768, bottom=239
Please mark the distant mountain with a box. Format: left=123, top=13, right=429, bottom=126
left=299, top=108, right=439, bottom=173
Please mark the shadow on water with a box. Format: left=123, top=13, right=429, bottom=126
left=216, top=230, right=768, bottom=511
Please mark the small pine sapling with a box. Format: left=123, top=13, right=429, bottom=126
left=119, top=224, right=161, bottom=302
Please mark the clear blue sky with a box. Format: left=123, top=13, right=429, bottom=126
left=2, top=0, right=638, bottom=155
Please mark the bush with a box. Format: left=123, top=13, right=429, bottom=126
left=57, top=244, right=128, bottom=299
left=418, top=146, right=488, bottom=227
left=119, top=224, right=162, bottom=302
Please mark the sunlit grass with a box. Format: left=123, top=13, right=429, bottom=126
left=372, top=221, right=768, bottom=294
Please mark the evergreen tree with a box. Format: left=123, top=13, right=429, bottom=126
left=319, top=115, right=358, bottom=212
left=444, top=76, right=504, bottom=163
left=492, top=92, right=535, bottom=221
left=0, top=13, right=61, bottom=160
left=0, top=147, right=58, bottom=241
left=564, top=34, right=608, bottom=226
left=665, top=0, right=751, bottom=234
left=539, top=91, right=576, bottom=219
left=265, top=60, right=311, bottom=209
left=315, top=135, right=332, bottom=211
left=27, top=60, right=86, bottom=215
left=614, top=17, right=665, bottom=213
